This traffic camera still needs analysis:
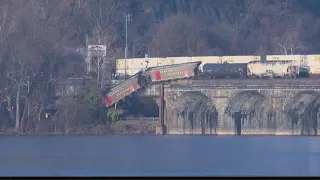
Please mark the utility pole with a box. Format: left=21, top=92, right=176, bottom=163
left=124, top=13, right=132, bottom=79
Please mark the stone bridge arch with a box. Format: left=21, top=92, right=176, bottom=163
left=284, top=91, right=320, bottom=135
left=167, top=91, right=218, bottom=134
left=224, top=90, right=273, bottom=135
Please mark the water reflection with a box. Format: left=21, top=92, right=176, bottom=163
left=308, top=139, right=320, bottom=175
left=0, top=136, right=319, bottom=176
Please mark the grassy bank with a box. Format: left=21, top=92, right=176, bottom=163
left=0, top=120, right=158, bottom=136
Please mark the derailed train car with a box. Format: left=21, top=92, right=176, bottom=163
left=146, top=62, right=201, bottom=82
left=247, top=60, right=298, bottom=78
left=104, top=71, right=149, bottom=106
left=200, top=62, right=248, bottom=79
left=104, top=62, right=201, bottom=107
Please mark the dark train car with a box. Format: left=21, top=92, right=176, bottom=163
left=104, top=71, right=147, bottom=107
left=201, top=62, right=248, bottom=79
left=146, top=62, right=201, bottom=82
left=298, top=66, right=310, bottom=78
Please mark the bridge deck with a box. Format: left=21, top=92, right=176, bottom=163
left=165, top=79, right=320, bottom=90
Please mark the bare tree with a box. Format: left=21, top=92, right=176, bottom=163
left=272, top=16, right=306, bottom=55
left=45, top=109, right=59, bottom=134
left=63, top=108, right=77, bottom=134
left=6, top=49, right=31, bottom=132
left=88, top=10, right=122, bottom=88
left=0, top=96, right=13, bottom=131
left=272, top=33, right=305, bottom=55
left=0, top=5, right=17, bottom=44
left=35, top=103, right=44, bottom=134
left=0, top=4, right=19, bottom=108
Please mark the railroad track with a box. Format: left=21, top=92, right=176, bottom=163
left=169, top=78, right=320, bottom=84
left=165, top=78, right=320, bottom=89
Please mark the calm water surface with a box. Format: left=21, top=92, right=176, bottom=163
left=0, top=135, right=319, bottom=176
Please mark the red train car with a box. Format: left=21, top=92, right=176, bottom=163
left=146, top=62, right=201, bottom=83
left=104, top=71, right=145, bottom=107
left=104, top=62, right=200, bottom=107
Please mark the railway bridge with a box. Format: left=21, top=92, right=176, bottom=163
left=156, top=79, right=320, bottom=136
left=50, top=78, right=320, bottom=136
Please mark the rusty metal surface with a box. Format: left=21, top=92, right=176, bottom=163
left=166, top=78, right=320, bottom=89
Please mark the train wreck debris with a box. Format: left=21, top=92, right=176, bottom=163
left=104, top=62, right=201, bottom=107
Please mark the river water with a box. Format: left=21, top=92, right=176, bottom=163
left=0, top=135, right=319, bottom=176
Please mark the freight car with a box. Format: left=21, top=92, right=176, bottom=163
left=104, top=62, right=201, bottom=107
left=145, top=62, right=201, bottom=83
left=104, top=71, right=149, bottom=107
left=298, top=66, right=310, bottom=77
left=115, top=55, right=261, bottom=77
left=247, top=60, right=298, bottom=78
left=199, top=62, right=248, bottom=79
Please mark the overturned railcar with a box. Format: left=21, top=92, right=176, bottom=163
left=104, top=62, right=201, bottom=107
left=200, top=62, right=248, bottom=79
left=104, top=71, right=149, bottom=107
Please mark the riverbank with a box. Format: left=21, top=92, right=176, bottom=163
left=0, top=120, right=158, bottom=135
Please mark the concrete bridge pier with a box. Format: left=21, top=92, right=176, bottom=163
left=151, top=84, right=166, bottom=135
